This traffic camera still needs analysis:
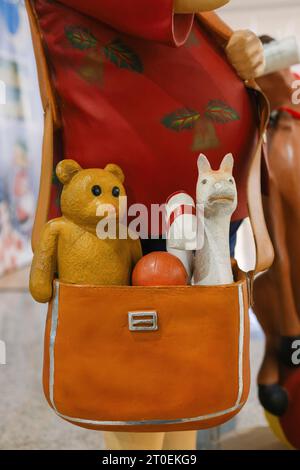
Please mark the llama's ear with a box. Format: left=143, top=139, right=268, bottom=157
left=197, top=153, right=211, bottom=173
left=220, top=153, right=234, bottom=173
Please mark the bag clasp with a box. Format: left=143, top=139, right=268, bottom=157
left=128, top=311, right=158, bottom=332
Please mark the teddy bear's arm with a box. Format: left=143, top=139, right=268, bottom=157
left=29, top=219, right=61, bottom=303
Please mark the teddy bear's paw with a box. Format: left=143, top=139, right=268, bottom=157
left=29, top=280, right=53, bottom=304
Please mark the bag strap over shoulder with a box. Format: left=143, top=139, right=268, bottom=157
left=26, top=0, right=60, bottom=251
left=31, top=105, right=54, bottom=251
left=27, top=3, right=274, bottom=274
left=197, top=11, right=233, bottom=45
left=246, top=89, right=274, bottom=275
left=197, top=12, right=274, bottom=275
left=26, top=0, right=61, bottom=128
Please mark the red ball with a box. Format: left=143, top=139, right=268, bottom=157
left=132, top=252, right=188, bottom=286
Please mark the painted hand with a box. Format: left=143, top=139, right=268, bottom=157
left=174, top=0, right=229, bottom=13
left=226, top=30, right=265, bottom=80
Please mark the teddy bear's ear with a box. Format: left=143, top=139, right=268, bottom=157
left=56, top=159, right=82, bottom=184
left=104, top=163, right=125, bottom=183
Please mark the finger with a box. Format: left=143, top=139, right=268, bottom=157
left=232, top=58, right=264, bottom=77
left=226, top=30, right=257, bottom=50
left=253, top=60, right=266, bottom=78
left=227, top=46, right=264, bottom=69
left=230, top=52, right=265, bottom=73
left=232, top=57, right=266, bottom=80
left=227, top=30, right=255, bottom=44
left=231, top=54, right=265, bottom=70
left=226, top=37, right=263, bottom=60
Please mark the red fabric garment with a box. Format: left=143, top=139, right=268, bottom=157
left=34, top=0, right=258, bottom=236
left=56, top=0, right=194, bottom=46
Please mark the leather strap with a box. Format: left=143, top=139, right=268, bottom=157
left=197, top=11, right=233, bottom=45
left=245, top=90, right=274, bottom=274
left=31, top=104, right=54, bottom=252
left=26, top=0, right=61, bottom=128
left=26, top=0, right=59, bottom=251
left=27, top=3, right=274, bottom=273
left=197, top=12, right=274, bottom=274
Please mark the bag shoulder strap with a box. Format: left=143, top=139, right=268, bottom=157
left=26, top=0, right=60, bottom=127
left=246, top=89, right=274, bottom=274
left=27, top=3, right=274, bottom=274
left=197, top=12, right=274, bottom=274
left=197, top=11, right=233, bottom=44
left=26, top=0, right=58, bottom=250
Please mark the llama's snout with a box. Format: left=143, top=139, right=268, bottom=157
left=207, top=180, right=237, bottom=207
left=211, top=181, right=236, bottom=198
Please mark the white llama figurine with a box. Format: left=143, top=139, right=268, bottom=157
left=167, top=153, right=237, bottom=286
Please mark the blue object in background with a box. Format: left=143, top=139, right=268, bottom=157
left=0, top=0, right=20, bottom=35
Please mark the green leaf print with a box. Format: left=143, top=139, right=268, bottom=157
left=103, top=38, right=143, bottom=73
left=65, top=26, right=98, bottom=50
left=161, top=108, right=201, bottom=132
left=205, top=100, right=240, bottom=123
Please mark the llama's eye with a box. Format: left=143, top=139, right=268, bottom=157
left=202, top=179, right=208, bottom=185
left=112, top=186, right=120, bottom=197
left=91, top=185, right=102, bottom=196
left=229, top=178, right=234, bottom=184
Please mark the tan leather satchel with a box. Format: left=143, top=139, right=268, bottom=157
left=26, top=1, right=274, bottom=432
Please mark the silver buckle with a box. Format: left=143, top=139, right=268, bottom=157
left=128, top=311, right=158, bottom=332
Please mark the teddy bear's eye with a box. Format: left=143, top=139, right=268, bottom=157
left=229, top=178, right=234, bottom=184
left=202, top=179, right=208, bottom=185
left=91, top=185, right=102, bottom=196
left=112, top=186, right=120, bottom=198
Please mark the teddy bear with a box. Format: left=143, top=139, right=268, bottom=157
left=29, top=159, right=142, bottom=303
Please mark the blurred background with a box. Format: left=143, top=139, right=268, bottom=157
left=222, top=0, right=300, bottom=46
left=0, top=0, right=299, bottom=450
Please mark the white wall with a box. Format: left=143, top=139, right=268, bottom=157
left=220, top=0, right=300, bottom=39
left=219, top=0, right=300, bottom=72
left=218, top=2, right=300, bottom=268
